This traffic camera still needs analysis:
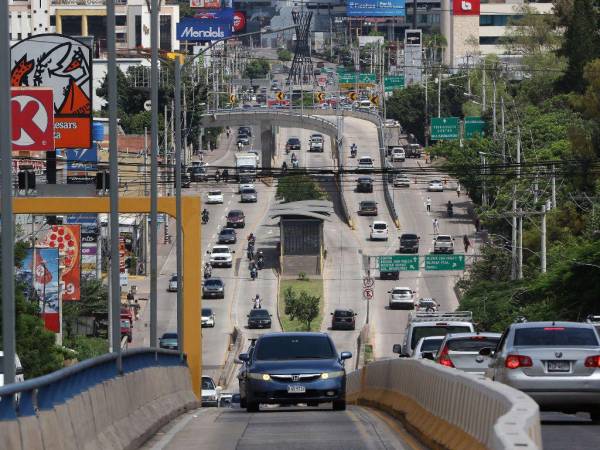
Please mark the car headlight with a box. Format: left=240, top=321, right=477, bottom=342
left=248, top=373, right=271, bottom=381
left=321, top=371, right=344, bottom=379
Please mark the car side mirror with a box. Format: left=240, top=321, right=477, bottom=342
left=421, top=352, right=435, bottom=361
left=330, top=312, right=333, bottom=315
left=206, top=251, right=211, bottom=254
left=479, top=347, right=494, bottom=357
left=340, top=351, right=352, bottom=360
left=238, top=353, right=250, bottom=362
left=392, top=344, right=402, bottom=354
left=231, top=250, right=235, bottom=253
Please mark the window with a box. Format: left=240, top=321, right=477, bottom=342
left=480, top=15, right=524, bottom=26
left=135, top=15, right=142, bottom=47
left=159, top=15, right=171, bottom=50
left=50, top=15, right=56, bottom=26
left=255, top=335, right=335, bottom=360
left=447, top=337, right=501, bottom=352
left=514, top=327, right=599, bottom=346
left=116, top=15, right=126, bottom=26
left=479, top=36, right=500, bottom=45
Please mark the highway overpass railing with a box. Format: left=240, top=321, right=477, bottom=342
left=347, top=358, right=541, bottom=450
left=0, top=348, right=199, bottom=450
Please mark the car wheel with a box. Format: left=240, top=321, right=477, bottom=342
left=246, top=401, right=259, bottom=412
left=240, top=397, right=247, bottom=408
left=332, top=399, right=346, bottom=411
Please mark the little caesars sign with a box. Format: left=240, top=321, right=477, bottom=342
left=176, top=18, right=232, bottom=42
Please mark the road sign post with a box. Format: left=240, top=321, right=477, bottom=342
left=378, top=255, right=419, bottom=272
left=431, top=117, right=460, bottom=140
left=424, top=254, right=465, bottom=270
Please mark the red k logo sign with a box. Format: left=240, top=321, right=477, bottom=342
left=453, top=0, right=480, bottom=15
left=11, top=88, right=55, bottom=151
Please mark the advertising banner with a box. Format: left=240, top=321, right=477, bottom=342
left=11, top=88, right=55, bottom=151
left=66, top=145, right=97, bottom=184
left=66, top=213, right=97, bottom=224
left=194, top=8, right=233, bottom=21
left=233, top=11, right=246, bottom=32
left=453, top=0, right=480, bottom=16
left=190, top=0, right=221, bottom=7
left=44, top=225, right=81, bottom=301
left=10, top=34, right=93, bottom=149
left=347, top=0, right=406, bottom=17
left=177, top=18, right=232, bottom=41
left=19, top=248, right=60, bottom=333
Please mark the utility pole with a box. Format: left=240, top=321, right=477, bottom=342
left=482, top=63, right=486, bottom=112
left=163, top=103, right=168, bottom=196
left=511, top=126, right=521, bottom=280
left=541, top=205, right=547, bottom=273
left=551, top=164, right=556, bottom=209
left=437, top=69, right=441, bottom=118
left=501, top=97, right=505, bottom=163
left=174, top=58, right=184, bottom=357
left=480, top=153, right=487, bottom=207
left=518, top=208, right=523, bottom=280
left=492, top=69, right=497, bottom=138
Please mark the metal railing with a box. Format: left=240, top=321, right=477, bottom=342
left=0, top=348, right=185, bottom=420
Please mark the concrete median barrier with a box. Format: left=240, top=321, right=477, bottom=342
left=346, top=359, right=541, bottom=450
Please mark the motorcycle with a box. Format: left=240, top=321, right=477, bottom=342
left=250, top=267, right=258, bottom=281
left=253, top=297, right=262, bottom=309
left=201, top=213, right=209, bottom=224
left=203, top=264, right=212, bottom=279
left=292, top=159, right=299, bottom=169
left=350, top=147, right=357, bottom=158
left=256, top=252, right=264, bottom=270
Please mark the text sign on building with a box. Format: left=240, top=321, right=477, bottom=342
left=404, top=29, right=422, bottom=86
left=378, top=255, right=419, bottom=272
left=11, top=88, right=55, bottom=151
left=425, top=254, right=465, bottom=271
left=431, top=117, right=460, bottom=140
left=177, top=18, right=232, bottom=42
left=453, top=0, right=480, bottom=16
left=11, top=34, right=93, bottom=149
left=464, top=116, right=485, bottom=139
left=347, top=0, right=406, bottom=17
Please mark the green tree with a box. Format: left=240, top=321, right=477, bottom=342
left=559, top=0, right=600, bottom=92
left=283, top=288, right=320, bottom=330
left=277, top=48, right=292, bottom=62
left=276, top=172, right=326, bottom=203
left=244, top=59, right=270, bottom=79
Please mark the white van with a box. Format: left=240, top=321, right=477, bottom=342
left=0, top=352, right=25, bottom=387
left=357, top=156, right=374, bottom=171
left=391, top=147, right=405, bottom=162
left=370, top=221, right=389, bottom=241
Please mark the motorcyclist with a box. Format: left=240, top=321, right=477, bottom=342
left=291, top=152, right=297, bottom=163
left=250, top=262, right=258, bottom=280
left=202, top=209, right=209, bottom=224
left=256, top=250, right=264, bottom=269
left=215, top=169, right=221, bottom=182
left=203, top=262, right=212, bottom=279
left=447, top=200, right=453, bottom=217
left=222, top=168, right=229, bottom=182
left=247, top=233, right=256, bottom=245
left=350, top=143, right=357, bottom=157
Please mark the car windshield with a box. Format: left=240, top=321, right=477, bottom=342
left=421, top=338, right=444, bottom=352
left=229, top=211, right=243, bottom=218
left=431, top=180, right=441, bottom=184
left=169, top=276, right=177, bottom=282
left=514, top=327, right=599, bottom=346
left=361, top=202, right=376, bottom=207
left=359, top=158, right=372, bottom=164
left=202, top=308, right=213, bottom=316
left=220, top=229, right=234, bottom=235
left=335, top=310, right=354, bottom=317
left=202, top=378, right=215, bottom=390
left=208, top=191, right=221, bottom=196
left=411, top=326, right=473, bottom=350
left=204, top=279, right=223, bottom=287
left=162, top=333, right=177, bottom=339
left=373, top=223, right=387, bottom=230
left=392, top=289, right=412, bottom=296
left=191, top=167, right=205, bottom=174
left=402, top=234, right=418, bottom=240
left=437, top=236, right=452, bottom=242
left=250, top=310, right=270, bottom=317
left=255, top=335, right=335, bottom=360
left=212, top=247, right=229, bottom=253
left=288, top=138, right=300, bottom=144
left=447, top=337, right=501, bottom=352
left=242, top=189, right=256, bottom=194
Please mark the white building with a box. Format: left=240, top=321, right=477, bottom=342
left=8, top=0, right=180, bottom=53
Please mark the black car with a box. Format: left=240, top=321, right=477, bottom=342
left=247, top=309, right=272, bottom=329
left=331, top=309, right=357, bottom=330
left=238, top=332, right=352, bottom=412
left=239, top=126, right=252, bottom=137
left=202, top=278, right=225, bottom=299
left=188, top=166, right=207, bottom=182
left=286, top=137, right=301, bottom=151
left=399, top=233, right=420, bottom=253
left=218, top=227, right=237, bottom=244
left=226, top=210, right=246, bottom=228
left=356, top=177, right=374, bottom=193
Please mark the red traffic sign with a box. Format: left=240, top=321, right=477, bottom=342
left=363, top=288, right=373, bottom=300
left=363, top=277, right=375, bottom=288
left=11, top=88, right=54, bottom=151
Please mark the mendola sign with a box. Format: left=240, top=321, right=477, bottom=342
left=176, top=18, right=232, bottom=42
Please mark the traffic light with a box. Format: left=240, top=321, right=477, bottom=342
left=96, top=171, right=110, bottom=192
left=17, top=170, right=36, bottom=191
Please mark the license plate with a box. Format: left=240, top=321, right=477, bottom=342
left=548, top=361, right=570, bottom=372
left=287, top=385, right=306, bottom=394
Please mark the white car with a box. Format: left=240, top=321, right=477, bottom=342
left=201, top=307, right=216, bottom=328
left=411, top=336, right=444, bottom=360
left=433, top=235, right=455, bottom=254
left=369, top=221, right=389, bottom=241
left=428, top=180, right=444, bottom=192
left=207, top=245, right=234, bottom=268
left=393, top=175, right=411, bottom=187
left=201, top=376, right=220, bottom=406
left=167, top=274, right=178, bottom=292
left=357, top=156, right=374, bottom=171
left=388, top=287, right=415, bottom=309
left=206, top=190, right=224, bottom=204
left=0, top=351, right=24, bottom=387
left=238, top=182, right=255, bottom=193
left=391, top=147, right=405, bottom=162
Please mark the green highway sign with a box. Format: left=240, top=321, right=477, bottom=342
left=378, top=255, right=419, bottom=272
left=431, top=117, right=460, bottom=140
left=338, top=73, right=377, bottom=84
left=464, top=116, right=485, bottom=139
left=425, top=254, right=465, bottom=271
left=384, top=75, right=405, bottom=92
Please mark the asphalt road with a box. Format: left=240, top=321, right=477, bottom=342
left=541, top=412, right=600, bottom=449
left=141, top=405, right=424, bottom=450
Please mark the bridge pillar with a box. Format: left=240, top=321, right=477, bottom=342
left=259, top=122, right=275, bottom=170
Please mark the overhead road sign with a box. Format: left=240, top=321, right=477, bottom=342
left=425, top=254, right=465, bottom=271
left=338, top=73, right=377, bottom=84
left=384, top=75, right=405, bottom=92
left=378, top=255, right=419, bottom=272
left=347, top=0, right=406, bottom=17
left=11, top=88, right=54, bottom=151
left=10, top=34, right=93, bottom=149
left=431, top=117, right=460, bottom=140
left=464, top=116, right=485, bottom=139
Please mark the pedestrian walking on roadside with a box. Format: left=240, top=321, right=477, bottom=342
left=463, top=234, right=471, bottom=253
left=433, top=218, right=439, bottom=235
left=456, top=183, right=461, bottom=198
left=475, top=218, right=481, bottom=232
left=425, top=196, right=432, bottom=213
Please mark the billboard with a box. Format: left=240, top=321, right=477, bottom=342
left=10, top=34, right=93, bottom=149
left=66, top=145, right=97, bottom=184
left=347, top=0, right=406, bottom=17
left=233, top=11, right=246, bottom=32
left=44, top=225, right=81, bottom=301
left=453, top=0, right=480, bottom=15
left=190, top=0, right=221, bottom=7
left=11, top=88, right=55, bottom=151
left=19, top=248, right=60, bottom=333
left=177, top=18, right=233, bottom=41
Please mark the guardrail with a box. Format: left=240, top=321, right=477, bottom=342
left=0, top=348, right=199, bottom=450
left=346, top=359, right=542, bottom=450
